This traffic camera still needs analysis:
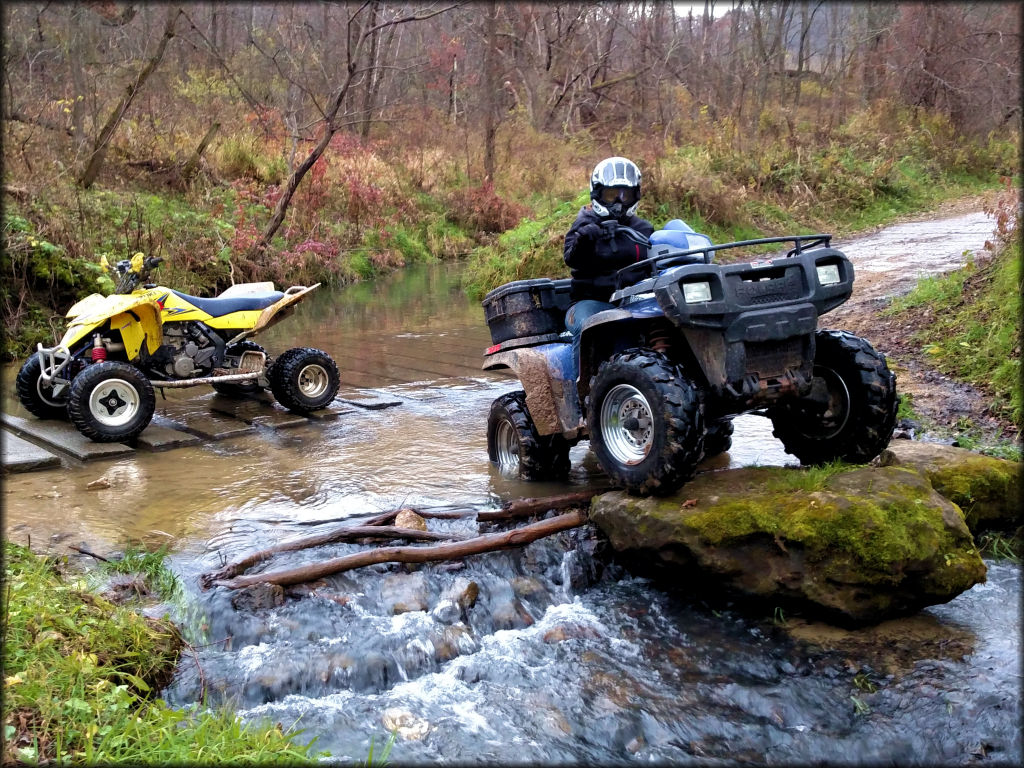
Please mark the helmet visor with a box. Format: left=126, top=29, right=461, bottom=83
left=599, top=186, right=638, bottom=206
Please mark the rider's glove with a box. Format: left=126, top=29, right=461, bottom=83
left=598, top=220, right=618, bottom=241
left=578, top=222, right=602, bottom=242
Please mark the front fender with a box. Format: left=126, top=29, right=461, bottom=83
left=577, top=304, right=663, bottom=399
left=60, top=291, right=163, bottom=357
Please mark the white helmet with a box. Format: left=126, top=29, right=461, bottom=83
left=590, top=156, right=642, bottom=218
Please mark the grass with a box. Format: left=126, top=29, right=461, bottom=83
left=91, top=544, right=184, bottom=602
left=884, top=237, right=1022, bottom=429
left=976, top=530, right=1024, bottom=563
left=2, top=542, right=325, bottom=764
left=761, top=460, right=853, bottom=493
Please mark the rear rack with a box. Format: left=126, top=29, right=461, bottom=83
left=617, top=233, right=833, bottom=284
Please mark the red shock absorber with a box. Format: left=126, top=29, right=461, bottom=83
left=91, top=335, right=107, bottom=362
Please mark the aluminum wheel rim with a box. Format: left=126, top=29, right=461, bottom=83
left=88, top=378, right=141, bottom=427
left=297, top=364, right=330, bottom=398
left=494, top=418, right=521, bottom=471
left=599, top=384, right=654, bottom=465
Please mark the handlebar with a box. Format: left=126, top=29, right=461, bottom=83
left=607, top=224, right=651, bottom=248
left=113, top=254, right=164, bottom=294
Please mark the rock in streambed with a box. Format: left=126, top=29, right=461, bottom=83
left=877, top=441, right=1021, bottom=533
left=589, top=463, right=988, bottom=626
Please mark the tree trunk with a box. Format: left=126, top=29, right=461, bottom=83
left=68, top=3, right=89, bottom=150
left=482, top=0, right=499, bottom=182
left=182, top=121, right=220, bottom=179
left=359, top=1, right=381, bottom=140
left=78, top=6, right=181, bottom=189
left=213, top=510, right=588, bottom=590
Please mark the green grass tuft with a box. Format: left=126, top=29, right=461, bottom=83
left=2, top=542, right=325, bottom=765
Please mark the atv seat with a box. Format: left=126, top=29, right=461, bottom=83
left=170, top=289, right=285, bottom=317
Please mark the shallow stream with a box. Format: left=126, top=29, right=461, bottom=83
left=2, top=210, right=1018, bottom=764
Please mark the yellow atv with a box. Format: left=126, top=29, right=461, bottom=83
left=16, top=253, right=340, bottom=442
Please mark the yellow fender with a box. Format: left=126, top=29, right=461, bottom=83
left=58, top=290, right=164, bottom=358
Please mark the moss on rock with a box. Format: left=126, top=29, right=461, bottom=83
left=877, top=442, right=1022, bottom=532
left=589, top=464, right=986, bottom=626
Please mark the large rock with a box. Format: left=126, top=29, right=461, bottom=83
left=589, top=465, right=986, bottom=626
left=877, top=441, right=1021, bottom=532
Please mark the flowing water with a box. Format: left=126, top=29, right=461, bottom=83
left=3, top=211, right=1019, bottom=764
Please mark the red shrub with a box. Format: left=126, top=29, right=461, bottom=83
left=445, top=182, right=528, bottom=233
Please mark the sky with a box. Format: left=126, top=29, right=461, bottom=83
left=674, top=1, right=732, bottom=19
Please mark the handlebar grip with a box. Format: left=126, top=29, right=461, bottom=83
left=616, top=225, right=651, bottom=247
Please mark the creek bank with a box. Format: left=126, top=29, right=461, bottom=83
left=587, top=444, right=1021, bottom=626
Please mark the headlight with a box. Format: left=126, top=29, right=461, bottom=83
left=682, top=281, right=712, bottom=303
left=816, top=264, right=841, bottom=285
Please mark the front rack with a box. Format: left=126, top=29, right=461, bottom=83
left=616, top=233, right=833, bottom=285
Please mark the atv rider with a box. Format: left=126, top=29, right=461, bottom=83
left=563, top=156, right=654, bottom=381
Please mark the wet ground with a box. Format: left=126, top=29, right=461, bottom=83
left=2, top=207, right=1019, bottom=765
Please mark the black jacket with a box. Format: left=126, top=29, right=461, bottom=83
left=563, top=206, right=654, bottom=302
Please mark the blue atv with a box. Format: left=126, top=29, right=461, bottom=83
left=481, top=220, right=897, bottom=496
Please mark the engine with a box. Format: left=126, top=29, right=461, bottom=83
left=162, top=324, right=221, bottom=378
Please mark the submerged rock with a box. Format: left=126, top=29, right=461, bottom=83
left=381, top=571, right=429, bottom=614
left=589, top=464, right=987, bottom=626
left=230, top=582, right=285, bottom=611
left=876, top=441, right=1021, bottom=532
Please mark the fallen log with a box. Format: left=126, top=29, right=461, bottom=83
left=213, top=509, right=588, bottom=590
left=360, top=491, right=596, bottom=527
left=200, top=525, right=464, bottom=588
left=478, top=491, right=596, bottom=522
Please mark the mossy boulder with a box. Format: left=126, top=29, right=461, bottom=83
left=876, top=441, right=1022, bottom=532
left=589, top=464, right=986, bottom=626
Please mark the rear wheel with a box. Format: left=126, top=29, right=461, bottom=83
left=587, top=348, right=704, bottom=496
left=770, top=330, right=897, bottom=465
left=212, top=340, right=266, bottom=398
left=487, top=391, right=571, bottom=480
left=15, top=354, right=71, bottom=420
left=268, top=347, right=340, bottom=412
left=67, top=361, right=156, bottom=443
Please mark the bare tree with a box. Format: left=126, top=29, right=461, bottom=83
left=78, top=6, right=183, bottom=188
left=246, top=3, right=458, bottom=258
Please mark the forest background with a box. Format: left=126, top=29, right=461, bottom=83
left=2, top=1, right=1020, bottom=366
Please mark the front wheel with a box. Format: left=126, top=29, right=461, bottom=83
left=587, top=348, right=704, bottom=496
left=268, top=347, right=340, bottom=413
left=487, top=391, right=571, bottom=480
left=770, top=330, right=897, bottom=465
left=15, top=354, right=71, bottom=420
left=67, top=361, right=156, bottom=443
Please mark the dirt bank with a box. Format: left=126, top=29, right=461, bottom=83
left=829, top=196, right=1017, bottom=447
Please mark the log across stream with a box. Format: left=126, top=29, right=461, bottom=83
left=202, top=492, right=594, bottom=588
